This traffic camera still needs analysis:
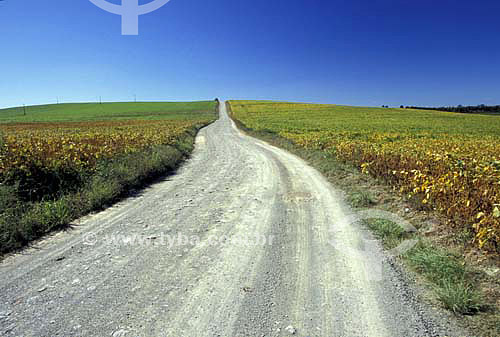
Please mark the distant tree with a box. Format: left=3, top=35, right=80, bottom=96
left=400, top=105, right=404, bottom=109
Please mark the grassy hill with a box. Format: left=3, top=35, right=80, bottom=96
left=0, top=101, right=215, bottom=123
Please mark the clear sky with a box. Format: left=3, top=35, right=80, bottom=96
left=0, top=0, right=499, bottom=108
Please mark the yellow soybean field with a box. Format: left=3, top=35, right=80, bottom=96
left=229, top=100, right=500, bottom=250
left=0, top=119, right=210, bottom=175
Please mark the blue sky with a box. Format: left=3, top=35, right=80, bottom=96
left=0, top=0, right=499, bottom=108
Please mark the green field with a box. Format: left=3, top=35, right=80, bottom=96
left=0, top=101, right=215, bottom=123
left=228, top=100, right=500, bottom=136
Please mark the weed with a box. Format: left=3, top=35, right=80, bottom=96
left=404, top=241, right=484, bottom=314
left=349, top=190, right=376, bottom=208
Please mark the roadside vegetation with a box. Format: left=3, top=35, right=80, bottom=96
left=367, top=219, right=484, bottom=315
left=0, top=101, right=217, bottom=255
left=228, top=100, right=499, bottom=335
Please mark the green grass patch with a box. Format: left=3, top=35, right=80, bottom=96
left=348, top=190, right=376, bottom=208
left=404, top=241, right=484, bottom=314
left=365, top=218, right=483, bottom=315
left=365, top=219, right=407, bottom=249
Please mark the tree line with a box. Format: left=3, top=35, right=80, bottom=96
left=400, top=104, right=500, bottom=114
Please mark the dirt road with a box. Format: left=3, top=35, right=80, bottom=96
left=0, top=103, right=464, bottom=336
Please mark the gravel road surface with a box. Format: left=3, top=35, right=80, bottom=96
left=0, top=102, right=466, bottom=336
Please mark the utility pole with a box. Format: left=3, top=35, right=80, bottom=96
left=134, top=94, right=137, bottom=102
left=56, top=97, right=59, bottom=104
left=23, top=104, right=26, bottom=116
left=99, top=96, right=102, bottom=104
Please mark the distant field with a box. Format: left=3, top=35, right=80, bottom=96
left=0, top=101, right=217, bottom=254
left=229, top=100, right=500, bottom=250
left=0, top=101, right=215, bottom=123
